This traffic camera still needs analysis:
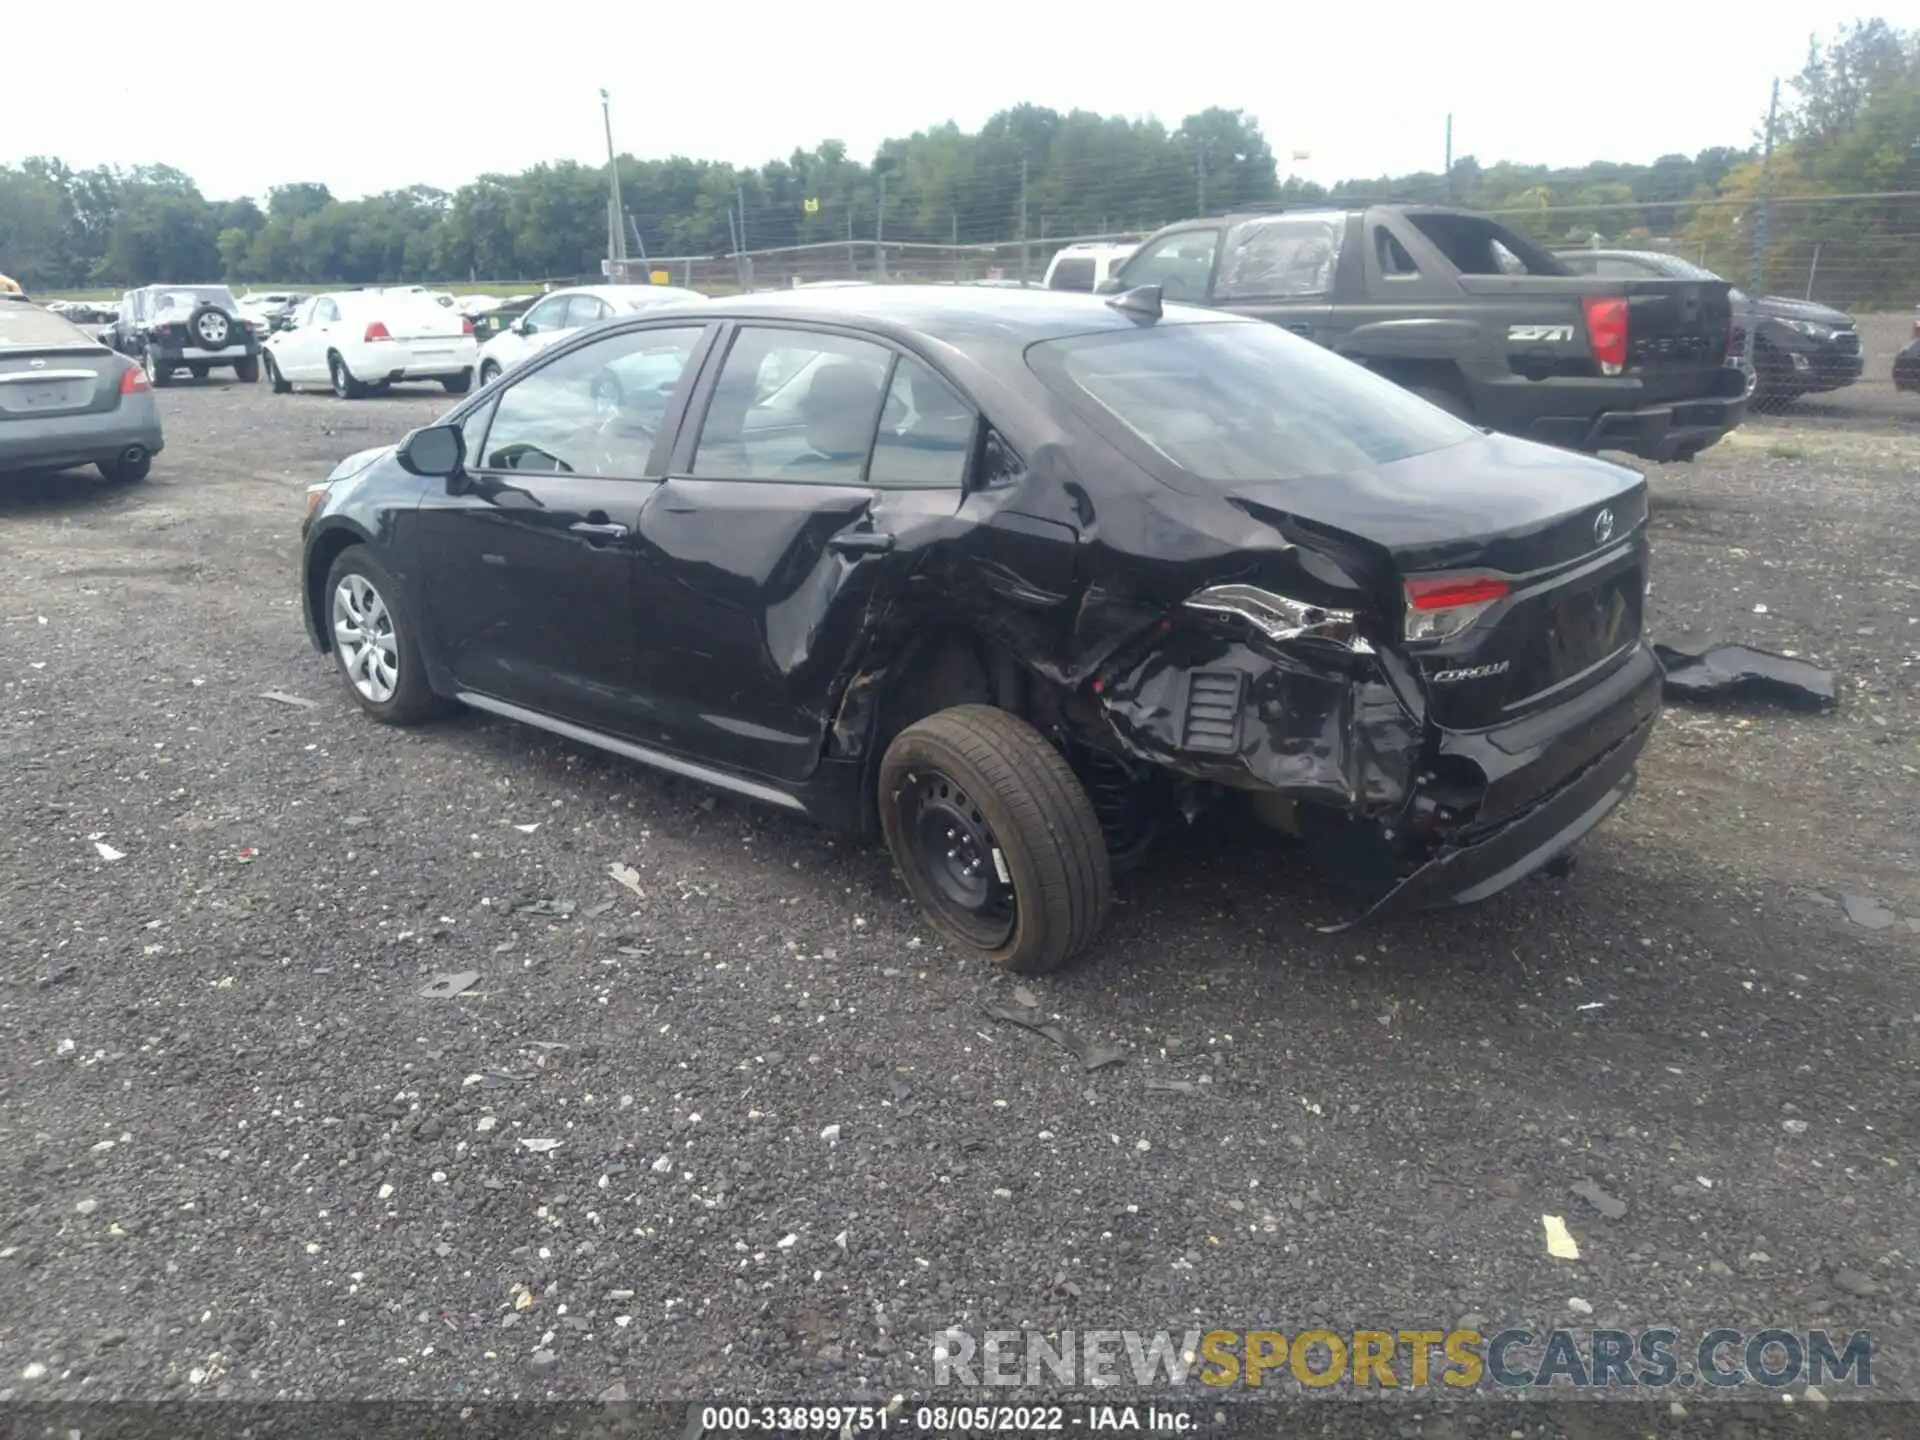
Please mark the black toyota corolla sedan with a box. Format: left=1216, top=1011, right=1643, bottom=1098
left=299, top=284, right=1662, bottom=973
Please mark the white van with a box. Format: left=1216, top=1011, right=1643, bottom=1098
left=1043, top=242, right=1139, bottom=293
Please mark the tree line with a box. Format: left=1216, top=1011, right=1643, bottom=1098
left=1, top=20, right=1913, bottom=302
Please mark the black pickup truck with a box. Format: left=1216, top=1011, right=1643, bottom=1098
left=1101, top=204, right=1750, bottom=461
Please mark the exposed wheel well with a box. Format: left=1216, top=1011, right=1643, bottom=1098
left=305, top=532, right=363, bottom=651
left=1369, top=358, right=1472, bottom=408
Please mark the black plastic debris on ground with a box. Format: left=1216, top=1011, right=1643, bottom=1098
left=1653, top=643, right=1837, bottom=711
left=984, top=1002, right=1125, bottom=1071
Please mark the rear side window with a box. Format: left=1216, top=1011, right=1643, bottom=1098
left=1048, top=258, right=1098, bottom=292
left=869, top=356, right=976, bottom=489
left=0, top=304, right=98, bottom=350
left=1406, top=213, right=1566, bottom=277
left=1215, top=215, right=1345, bottom=301
left=1030, top=320, right=1474, bottom=484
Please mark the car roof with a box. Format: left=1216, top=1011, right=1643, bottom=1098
left=642, top=283, right=1242, bottom=348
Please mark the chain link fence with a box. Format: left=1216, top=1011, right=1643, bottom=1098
left=593, top=192, right=1920, bottom=430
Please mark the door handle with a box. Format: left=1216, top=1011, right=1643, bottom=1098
left=1283, top=323, right=1312, bottom=335
left=569, top=520, right=630, bottom=542
left=828, top=530, right=896, bottom=555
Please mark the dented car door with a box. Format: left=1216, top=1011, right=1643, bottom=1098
left=629, top=324, right=978, bottom=782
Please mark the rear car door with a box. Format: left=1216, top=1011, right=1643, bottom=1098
left=1209, top=213, right=1346, bottom=343
left=628, top=322, right=978, bottom=782
left=412, top=321, right=714, bottom=738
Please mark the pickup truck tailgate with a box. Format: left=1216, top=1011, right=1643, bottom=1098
left=1618, top=278, right=1732, bottom=374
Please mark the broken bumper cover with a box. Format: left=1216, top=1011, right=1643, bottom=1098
left=1336, top=700, right=1656, bottom=929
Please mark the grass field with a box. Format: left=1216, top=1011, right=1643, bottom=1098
left=35, top=280, right=551, bottom=303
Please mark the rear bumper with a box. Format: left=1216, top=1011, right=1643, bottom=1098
left=1486, top=365, right=1751, bottom=461
left=152, top=344, right=259, bottom=365
left=1340, top=644, right=1662, bottom=925
left=0, top=407, right=165, bottom=474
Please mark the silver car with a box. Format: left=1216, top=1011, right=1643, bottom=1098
left=0, top=297, right=163, bottom=483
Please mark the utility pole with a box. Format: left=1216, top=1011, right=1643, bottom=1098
left=1196, top=138, right=1209, bottom=213
left=1017, top=157, right=1029, bottom=283
left=1444, top=114, right=1453, bottom=201
left=600, top=89, right=627, bottom=277
left=876, top=171, right=887, bottom=279
left=1750, top=76, right=1780, bottom=354
left=737, top=184, right=748, bottom=254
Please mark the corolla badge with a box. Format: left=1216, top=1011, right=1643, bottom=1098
left=1592, top=507, right=1616, bottom=546
left=29, top=358, right=45, bottom=369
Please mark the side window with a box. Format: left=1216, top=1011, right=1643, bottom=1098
left=564, top=295, right=608, bottom=328
left=1596, top=257, right=1657, bottom=279
left=1215, top=216, right=1344, bottom=301
left=1115, top=230, right=1221, bottom=304
left=1375, top=227, right=1419, bottom=277
left=1048, top=258, right=1098, bottom=292
left=315, top=299, right=340, bottom=324
left=475, top=324, right=705, bottom=479
left=521, top=295, right=570, bottom=334
left=691, top=328, right=892, bottom=484
left=869, top=356, right=977, bottom=489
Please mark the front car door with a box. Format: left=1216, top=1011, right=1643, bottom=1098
left=1111, top=227, right=1222, bottom=307
left=510, top=292, right=576, bottom=365
left=1208, top=211, right=1348, bottom=343
left=412, top=321, right=714, bottom=738
left=283, top=296, right=341, bottom=381
left=628, top=322, right=980, bottom=783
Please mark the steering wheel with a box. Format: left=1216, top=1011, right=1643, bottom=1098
left=486, top=441, right=573, bottom=474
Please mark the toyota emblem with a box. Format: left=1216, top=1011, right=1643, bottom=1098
left=1592, top=507, right=1616, bottom=546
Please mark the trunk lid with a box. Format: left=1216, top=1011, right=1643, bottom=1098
left=1227, top=432, right=1649, bottom=731
left=0, top=346, right=122, bottom=420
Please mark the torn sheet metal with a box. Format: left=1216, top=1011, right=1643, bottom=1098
left=1653, top=643, right=1837, bottom=710
left=1098, top=634, right=1420, bottom=812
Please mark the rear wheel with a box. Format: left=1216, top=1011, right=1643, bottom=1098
left=323, top=546, right=448, bottom=725
left=98, top=453, right=151, bottom=484
left=328, top=351, right=364, bottom=400
left=263, top=353, right=291, bottom=394
left=442, top=370, right=473, bottom=395
left=478, top=359, right=502, bottom=387
left=878, top=705, right=1111, bottom=974
left=143, top=350, right=172, bottom=387
left=234, top=355, right=261, bottom=384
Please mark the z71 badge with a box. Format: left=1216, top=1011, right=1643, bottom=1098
left=1508, top=324, right=1575, bottom=343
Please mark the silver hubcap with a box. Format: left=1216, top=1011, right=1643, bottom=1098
left=331, top=573, right=399, bottom=703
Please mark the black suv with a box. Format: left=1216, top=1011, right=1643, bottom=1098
left=111, top=285, right=263, bottom=386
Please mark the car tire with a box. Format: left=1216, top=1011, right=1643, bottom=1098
left=322, top=546, right=448, bottom=726
left=98, top=452, right=151, bottom=484
left=328, top=351, right=365, bottom=400
left=188, top=364, right=210, bottom=380
left=263, top=353, right=291, bottom=394
left=188, top=303, right=233, bottom=351
left=878, top=705, right=1111, bottom=974
left=143, top=349, right=171, bottom=387
left=234, top=355, right=261, bottom=384
left=442, top=370, right=473, bottom=395
left=478, top=360, right=502, bottom=387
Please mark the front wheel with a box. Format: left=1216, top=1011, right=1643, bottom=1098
left=263, top=353, right=291, bottom=394
left=188, top=364, right=210, bottom=380
left=323, top=547, right=449, bottom=725
left=233, top=355, right=261, bottom=384
left=478, top=360, right=502, bottom=388
left=442, top=370, right=473, bottom=395
left=878, top=705, right=1111, bottom=974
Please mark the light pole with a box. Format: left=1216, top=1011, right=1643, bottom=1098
left=601, top=88, right=628, bottom=276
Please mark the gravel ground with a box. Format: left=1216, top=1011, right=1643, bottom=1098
left=1, top=379, right=1916, bottom=1410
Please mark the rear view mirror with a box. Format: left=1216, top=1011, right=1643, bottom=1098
left=395, top=423, right=465, bottom=478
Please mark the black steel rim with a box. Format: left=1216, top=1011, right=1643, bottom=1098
left=898, top=768, right=1016, bottom=948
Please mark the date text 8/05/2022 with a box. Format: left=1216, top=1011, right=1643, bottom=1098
left=697, top=1404, right=1196, bottom=1433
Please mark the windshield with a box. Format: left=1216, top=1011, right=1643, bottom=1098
left=1030, top=320, right=1476, bottom=483
left=0, top=302, right=100, bottom=350
left=1647, top=254, right=1721, bottom=282
left=150, top=286, right=239, bottom=316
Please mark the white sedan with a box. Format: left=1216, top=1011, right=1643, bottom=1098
left=262, top=291, right=480, bottom=398
left=474, top=282, right=705, bottom=387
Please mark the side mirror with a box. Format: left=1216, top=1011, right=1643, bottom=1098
left=395, top=423, right=465, bottom=478
left=1093, top=277, right=1124, bottom=296
left=511, top=318, right=531, bottom=336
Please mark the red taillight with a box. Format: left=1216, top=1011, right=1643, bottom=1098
left=119, top=366, right=150, bottom=395
left=1581, top=295, right=1629, bottom=375
left=364, top=321, right=392, bottom=342
left=461, top=317, right=475, bottom=335
left=1403, top=575, right=1511, bottom=644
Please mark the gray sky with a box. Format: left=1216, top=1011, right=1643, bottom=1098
left=4, top=1, right=1868, bottom=200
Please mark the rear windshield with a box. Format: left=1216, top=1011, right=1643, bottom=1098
left=0, top=303, right=99, bottom=350
left=1030, top=320, right=1474, bottom=483
left=1048, top=258, right=1098, bottom=292
left=149, top=286, right=240, bottom=315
